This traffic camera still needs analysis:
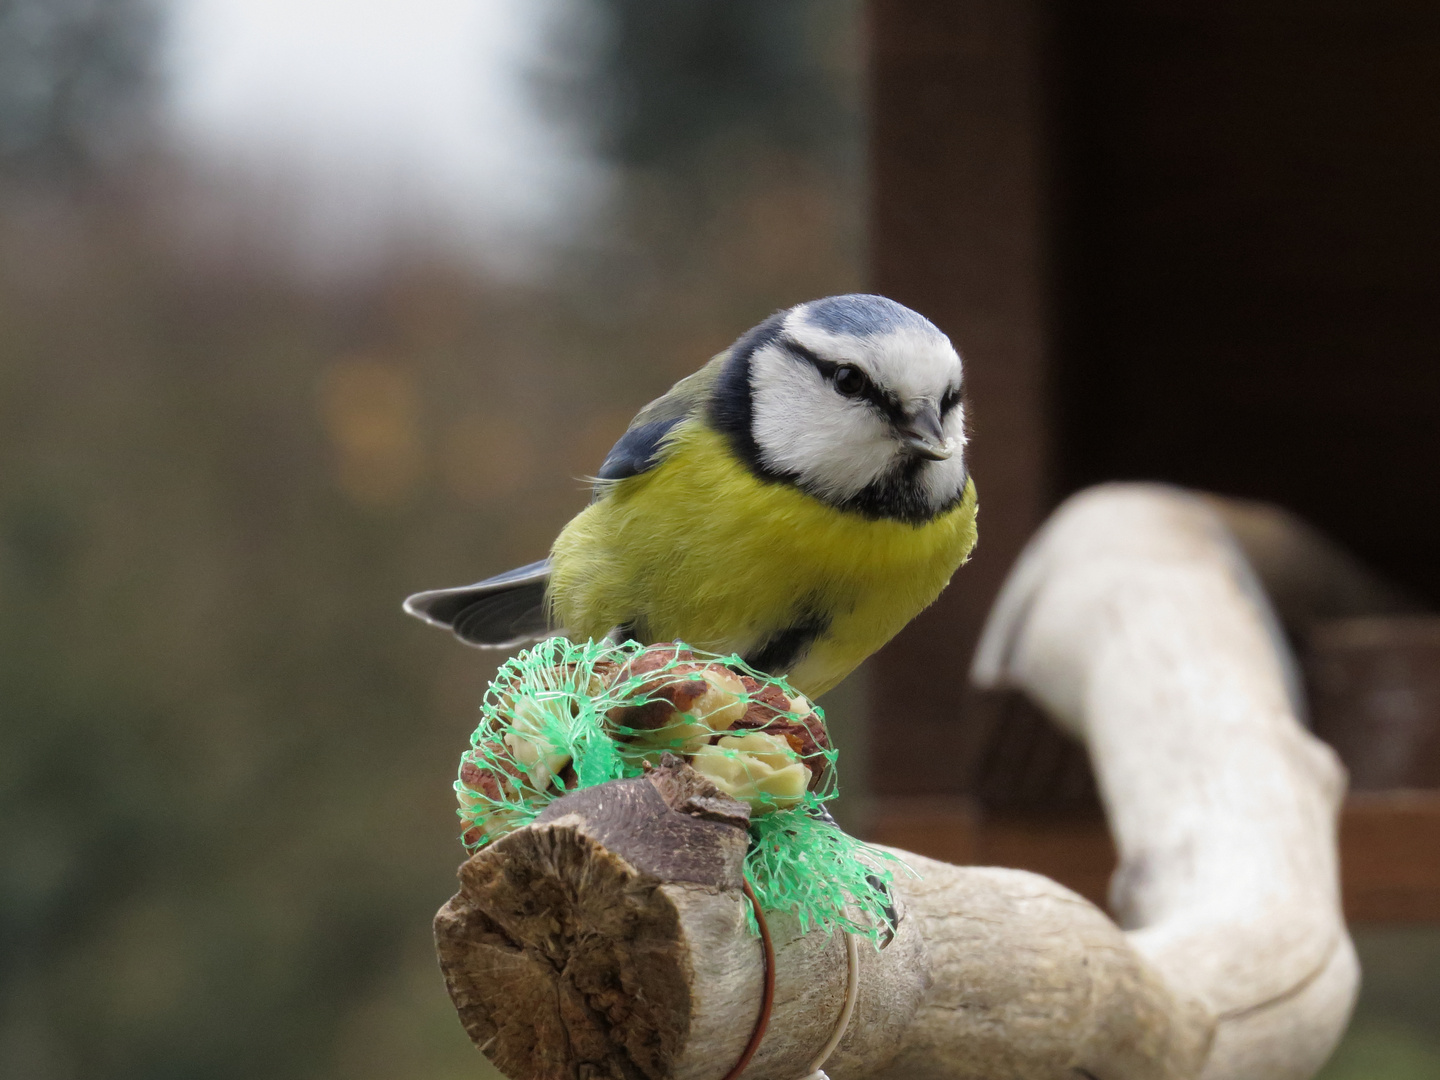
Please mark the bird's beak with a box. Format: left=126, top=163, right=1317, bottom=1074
left=896, top=402, right=952, bottom=460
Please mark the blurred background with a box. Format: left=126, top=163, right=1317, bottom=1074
left=0, top=2, right=1433, bottom=1079
left=0, top=2, right=862, bottom=1077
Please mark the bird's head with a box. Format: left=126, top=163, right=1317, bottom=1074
left=710, top=294, right=969, bottom=524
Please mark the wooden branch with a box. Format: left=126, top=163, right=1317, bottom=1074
left=434, top=483, right=1355, bottom=1080
left=436, top=758, right=1210, bottom=1080
left=973, top=483, right=1359, bottom=1080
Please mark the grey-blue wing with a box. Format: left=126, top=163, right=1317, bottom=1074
left=591, top=352, right=727, bottom=493
left=403, top=559, right=555, bottom=648
left=596, top=417, right=687, bottom=482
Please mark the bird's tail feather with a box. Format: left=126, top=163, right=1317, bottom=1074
left=403, top=559, right=558, bottom=649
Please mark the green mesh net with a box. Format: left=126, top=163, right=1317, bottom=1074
left=455, top=637, right=906, bottom=943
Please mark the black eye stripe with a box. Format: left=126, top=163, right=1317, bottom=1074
left=941, top=387, right=963, bottom=414
left=780, top=338, right=907, bottom=421
left=782, top=338, right=833, bottom=375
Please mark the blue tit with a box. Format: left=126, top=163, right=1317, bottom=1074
left=405, top=293, right=977, bottom=698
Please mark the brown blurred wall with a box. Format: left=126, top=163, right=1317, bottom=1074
left=867, top=0, right=1440, bottom=797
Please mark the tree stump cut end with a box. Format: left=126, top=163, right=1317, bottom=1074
left=435, top=760, right=752, bottom=1080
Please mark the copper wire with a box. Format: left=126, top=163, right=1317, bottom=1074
left=722, top=878, right=776, bottom=1080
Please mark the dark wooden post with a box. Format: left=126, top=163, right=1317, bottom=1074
left=868, top=0, right=1058, bottom=796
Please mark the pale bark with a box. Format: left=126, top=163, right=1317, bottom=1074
left=972, top=483, right=1358, bottom=1080
left=436, top=761, right=1211, bottom=1080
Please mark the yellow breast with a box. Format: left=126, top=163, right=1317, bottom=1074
left=548, top=423, right=978, bottom=696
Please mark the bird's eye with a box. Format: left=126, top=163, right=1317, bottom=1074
left=834, top=365, right=865, bottom=398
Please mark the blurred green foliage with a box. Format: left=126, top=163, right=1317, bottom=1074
left=0, top=2, right=862, bottom=1078
left=1318, top=927, right=1440, bottom=1080
left=566, top=0, right=857, bottom=170
left=0, top=0, right=160, bottom=181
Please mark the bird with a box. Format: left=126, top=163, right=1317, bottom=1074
left=404, top=293, right=977, bottom=698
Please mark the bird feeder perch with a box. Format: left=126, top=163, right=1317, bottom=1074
left=434, top=484, right=1357, bottom=1080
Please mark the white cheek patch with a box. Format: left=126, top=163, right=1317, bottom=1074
left=748, top=344, right=898, bottom=502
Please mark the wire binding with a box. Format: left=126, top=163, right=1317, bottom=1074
left=722, top=879, right=776, bottom=1080
left=721, top=883, right=861, bottom=1080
